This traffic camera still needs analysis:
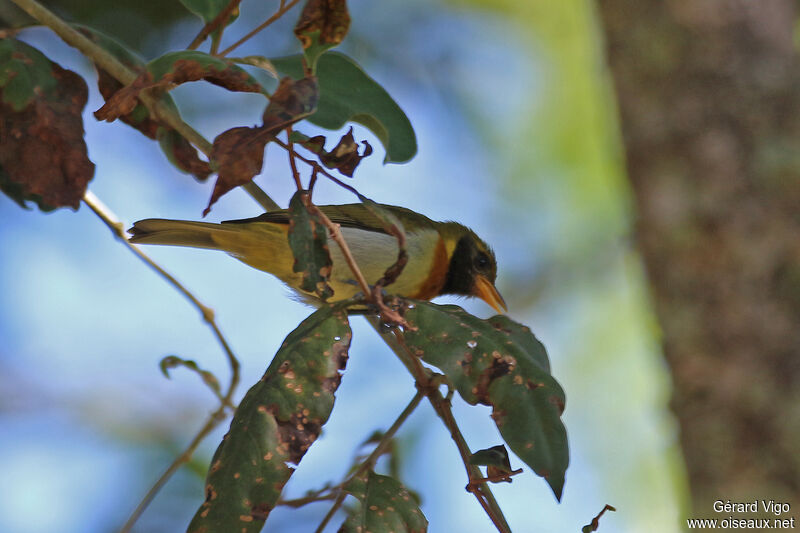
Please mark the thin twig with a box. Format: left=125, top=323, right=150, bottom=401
left=82, top=191, right=241, bottom=532
left=119, top=406, right=228, bottom=533
left=187, top=0, right=242, bottom=51
left=308, top=204, right=372, bottom=298
left=583, top=504, right=617, bottom=532
left=315, top=390, right=424, bottom=533
left=278, top=488, right=337, bottom=508
left=287, top=127, right=305, bottom=191
left=218, top=0, right=302, bottom=57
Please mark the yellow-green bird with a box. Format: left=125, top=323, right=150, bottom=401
left=128, top=203, right=507, bottom=312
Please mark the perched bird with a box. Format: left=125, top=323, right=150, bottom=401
left=128, top=203, right=506, bottom=312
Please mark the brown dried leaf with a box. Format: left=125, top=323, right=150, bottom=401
left=202, top=76, right=318, bottom=215
left=294, top=0, right=351, bottom=49
left=0, top=62, right=94, bottom=210
left=95, top=51, right=264, bottom=123
left=204, top=126, right=268, bottom=216
left=320, top=127, right=372, bottom=176
left=262, top=76, right=319, bottom=133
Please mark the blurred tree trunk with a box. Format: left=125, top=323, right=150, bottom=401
left=598, top=0, right=800, bottom=514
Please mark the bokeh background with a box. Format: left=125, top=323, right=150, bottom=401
left=0, top=1, right=703, bottom=531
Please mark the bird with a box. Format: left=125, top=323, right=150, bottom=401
left=128, top=203, right=507, bottom=313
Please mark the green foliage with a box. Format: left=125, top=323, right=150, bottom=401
left=179, top=0, right=235, bottom=24
left=287, top=190, right=334, bottom=299
left=187, top=305, right=352, bottom=532
left=341, top=471, right=428, bottom=533
left=0, top=38, right=58, bottom=111
left=272, top=53, right=417, bottom=163
left=402, top=302, right=569, bottom=499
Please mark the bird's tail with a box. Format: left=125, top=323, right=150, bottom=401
left=128, top=219, right=237, bottom=250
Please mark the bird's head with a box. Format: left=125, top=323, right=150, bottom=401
left=440, top=225, right=507, bottom=313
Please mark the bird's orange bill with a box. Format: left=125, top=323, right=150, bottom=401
left=474, top=275, right=508, bottom=313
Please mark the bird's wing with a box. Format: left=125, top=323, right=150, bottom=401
left=222, top=203, right=434, bottom=234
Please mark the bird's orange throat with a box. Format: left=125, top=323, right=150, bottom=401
left=409, top=237, right=449, bottom=300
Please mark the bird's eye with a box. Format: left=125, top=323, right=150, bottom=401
left=474, top=252, right=490, bottom=270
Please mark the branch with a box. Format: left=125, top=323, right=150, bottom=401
left=187, top=0, right=242, bottom=51
left=10, top=0, right=279, bottom=213
left=82, top=191, right=240, bottom=532
left=218, top=0, right=302, bottom=57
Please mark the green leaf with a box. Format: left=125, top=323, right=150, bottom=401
left=401, top=302, right=569, bottom=499
left=179, top=0, right=235, bottom=23
left=187, top=305, right=351, bottom=532
left=0, top=39, right=94, bottom=211
left=341, top=471, right=428, bottom=533
left=271, top=52, right=417, bottom=163
left=287, top=191, right=334, bottom=300
left=0, top=38, right=58, bottom=111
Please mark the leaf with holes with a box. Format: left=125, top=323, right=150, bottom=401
left=0, top=39, right=94, bottom=210
left=272, top=52, right=416, bottom=163
left=401, top=302, right=569, bottom=500
left=287, top=191, right=334, bottom=299
left=187, top=305, right=351, bottom=533
left=95, top=50, right=264, bottom=123
left=294, top=0, right=350, bottom=71
left=340, top=471, right=427, bottom=533
left=78, top=26, right=212, bottom=180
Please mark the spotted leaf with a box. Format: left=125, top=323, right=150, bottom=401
left=187, top=305, right=351, bottom=532
left=400, top=302, right=568, bottom=500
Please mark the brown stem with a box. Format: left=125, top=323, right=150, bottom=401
left=187, top=0, right=242, bottom=50
left=218, top=0, right=302, bottom=57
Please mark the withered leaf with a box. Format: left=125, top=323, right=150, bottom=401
left=297, top=127, right=372, bottom=177
left=262, top=76, right=319, bottom=133
left=95, top=50, right=264, bottom=123
left=202, top=76, right=318, bottom=215
left=204, top=126, right=268, bottom=216
left=0, top=39, right=94, bottom=210
left=78, top=26, right=212, bottom=182
left=294, top=0, right=350, bottom=70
